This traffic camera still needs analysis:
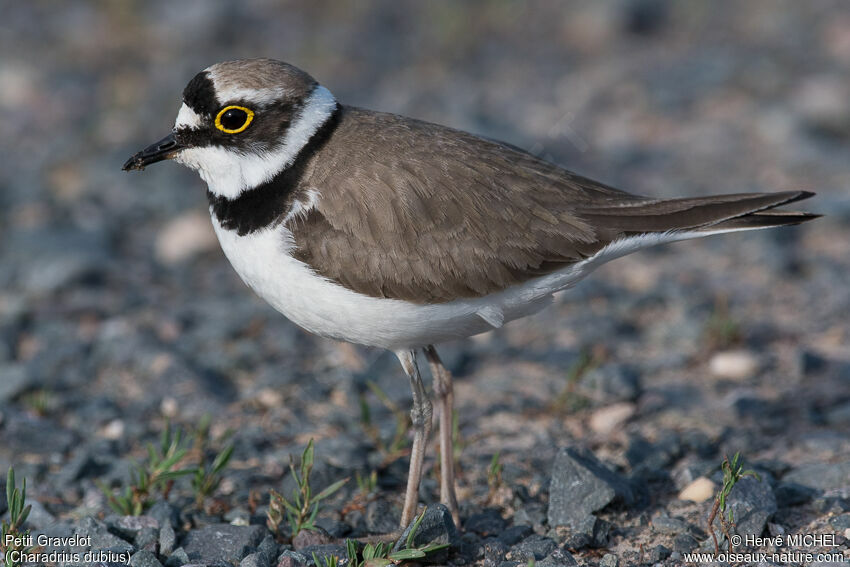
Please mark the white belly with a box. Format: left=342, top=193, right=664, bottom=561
left=210, top=214, right=699, bottom=350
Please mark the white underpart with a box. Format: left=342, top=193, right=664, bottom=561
left=173, top=85, right=337, bottom=200
left=210, top=218, right=763, bottom=351
left=174, top=103, right=202, bottom=129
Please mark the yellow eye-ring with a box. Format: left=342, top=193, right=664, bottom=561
left=215, top=106, right=254, bottom=134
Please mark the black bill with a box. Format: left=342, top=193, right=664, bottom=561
left=122, top=132, right=185, bottom=171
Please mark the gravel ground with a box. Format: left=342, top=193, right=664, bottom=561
left=1, top=2, right=849, bottom=566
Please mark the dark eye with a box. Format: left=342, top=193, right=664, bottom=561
left=215, top=105, right=254, bottom=134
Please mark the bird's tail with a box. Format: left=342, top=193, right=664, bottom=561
left=576, top=190, right=819, bottom=236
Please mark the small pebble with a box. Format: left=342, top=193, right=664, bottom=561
left=589, top=402, right=636, bottom=435
left=678, top=477, right=715, bottom=503
left=709, top=350, right=759, bottom=380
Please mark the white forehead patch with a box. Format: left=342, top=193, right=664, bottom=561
left=175, top=103, right=203, bottom=129
left=174, top=85, right=338, bottom=201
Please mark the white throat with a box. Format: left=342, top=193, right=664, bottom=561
left=174, top=85, right=337, bottom=199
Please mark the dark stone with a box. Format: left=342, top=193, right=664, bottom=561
left=508, top=534, right=556, bottom=561
left=130, top=550, right=164, bottom=567
left=581, top=364, right=641, bottom=403
left=105, top=515, right=159, bottom=542
left=673, top=533, right=698, bottom=553
left=625, top=432, right=682, bottom=479
left=74, top=517, right=135, bottom=553
left=647, top=544, right=671, bottom=563
left=164, top=547, right=189, bottom=567
left=298, top=544, right=346, bottom=566
left=538, top=546, right=577, bottom=566
left=774, top=482, right=818, bottom=507
left=366, top=499, right=399, bottom=534
left=783, top=461, right=850, bottom=491
left=182, top=524, right=267, bottom=564
left=277, top=550, right=308, bottom=567
left=497, top=525, right=533, bottom=547
left=650, top=515, right=689, bottom=535
left=148, top=501, right=180, bottom=529
left=728, top=477, right=777, bottom=537
left=829, top=514, right=850, bottom=531
left=257, top=534, right=279, bottom=566
left=623, top=0, right=669, bottom=36
left=393, top=504, right=459, bottom=563
left=241, top=552, right=270, bottom=567
left=466, top=510, right=508, bottom=536
left=292, top=527, right=333, bottom=550
left=483, top=539, right=508, bottom=566
left=548, top=447, right=637, bottom=528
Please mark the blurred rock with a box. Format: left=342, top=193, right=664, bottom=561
left=507, top=534, right=556, bottom=561
left=589, top=402, right=636, bottom=435
left=0, top=364, right=31, bottom=402
left=783, top=462, right=850, bottom=491
left=155, top=210, right=218, bottom=265
left=580, top=364, right=642, bottom=403
left=678, top=477, right=715, bottom=503
left=709, top=350, right=760, bottom=380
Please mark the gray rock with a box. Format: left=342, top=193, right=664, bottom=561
left=182, top=524, right=267, bottom=564
left=277, top=550, right=308, bottom=567
left=512, top=503, right=546, bottom=530
left=497, top=525, right=533, bottom=546
left=560, top=515, right=610, bottom=549
left=257, top=534, right=279, bottom=567
left=673, top=533, right=698, bottom=553
left=160, top=523, right=176, bottom=556
left=647, top=544, right=671, bottom=562
left=292, top=527, right=333, bottom=550
left=366, top=499, right=399, bottom=534
left=23, top=499, right=56, bottom=530
left=74, top=517, right=135, bottom=553
left=105, top=515, right=159, bottom=542
left=130, top=550, right=164, bottom=567
left=241, top=552, right=270, bottom=567
left=650, top=515, right=689, bottom=534
left=148, top=501, right=180, bottom=529
left=0, top=364, right=31, bottom=402
left=466, top=511, right=507, bottom=536
left=581, top=363, right=641, bottom=403
left=483, top=539, right=508, bottom=567
left=728, top=476, right=777, bottom=537
left=829, top=514, right=850, bottom=531
left=538, top=546, right=577, bottom=566
left=774, top=482, right=818, bottom=507
left=783, top=461, right=850, bottom=491
left=508, top=534, right=556, bottom=561
left=164, top=548, right=189, bottom=567
left=392, top=504, right=458, bottom=564
left=599, top=553, right=618, bottom=567
left=547, top=447, right=636, bottom=528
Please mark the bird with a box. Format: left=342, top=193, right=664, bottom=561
left=123, top=58, right=818, bottom=529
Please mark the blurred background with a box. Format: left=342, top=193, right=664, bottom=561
left=0, top=0, right=848, bottom=554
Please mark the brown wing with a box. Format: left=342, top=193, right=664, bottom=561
left=289, top=106, right=815, bottom=304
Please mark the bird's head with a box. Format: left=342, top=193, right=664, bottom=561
left=122, top=58, right=337, bottom=199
